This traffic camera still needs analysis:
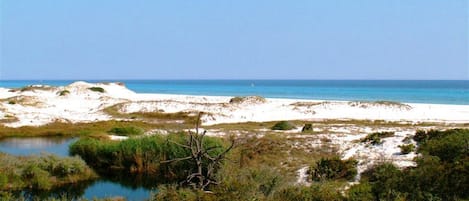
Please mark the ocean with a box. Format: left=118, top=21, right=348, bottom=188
left=0, top=80, right=468, bottom=105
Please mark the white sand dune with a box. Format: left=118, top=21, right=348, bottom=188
left=1, top=81, right=468, bottom=127
left=1, top=81, right=468, bottom=180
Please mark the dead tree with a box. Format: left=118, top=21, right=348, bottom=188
left=162, top=112, right=235, bottom=191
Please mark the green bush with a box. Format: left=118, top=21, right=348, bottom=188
left=57, top=90, right=70, bottom=96
left=88, top=87, right=105, bottom=93
left=108, top=126, right=144, bottom=136
left=398, top=144, right=415, bottom=154
left=359, top=129, right=469, bottom=201
left=271, top=121, right=296, bottom=130
left=309, top=157, right=357, bottom=181
left=7, top=100, right=15, bottom=105
left=360, top=131, right=395, bottom=145
left=0, top=153, right=96, bottom=190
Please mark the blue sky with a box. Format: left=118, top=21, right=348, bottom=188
left=1, top=1, right=467, bottom=80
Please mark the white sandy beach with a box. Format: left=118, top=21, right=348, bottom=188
left=1, top=81, right=468, bottom=180
left=1, top=81, right=468, bottom=128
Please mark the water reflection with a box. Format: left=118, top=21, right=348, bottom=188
left=1, top=137, right=155, bottom=201
left=0, top=137, right=76, bottom=156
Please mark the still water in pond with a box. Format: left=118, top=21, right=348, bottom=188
left=0, top=137, right=153, bottom=201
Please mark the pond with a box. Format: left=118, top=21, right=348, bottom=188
left=0, top=137, right=154, bottom=201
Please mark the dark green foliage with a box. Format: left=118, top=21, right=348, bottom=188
left=301, top=123, right=313, bottom=132
left=360, top=131, right=395, bottom=145
left=361, top=163, right=404, bottom=201
left=271, top=121, right=296, bottom=130
left=108, top=126, right=144, bottom=136
left=398, top=144, right=415, bottom=154
left=7, top=100, right=15, bottom=105
left=310, top=157, right=357, bottom=181
left=87, top=87, right=105, bottom=93
left=358, top=129, right=469, bottom=201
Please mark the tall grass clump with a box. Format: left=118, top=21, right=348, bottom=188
left=69, top=133, right=226, bottom=181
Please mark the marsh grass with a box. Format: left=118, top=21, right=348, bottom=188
left=69, top=133, right=227, bottom=181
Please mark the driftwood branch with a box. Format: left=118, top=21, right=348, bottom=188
left=161, top=112, right=235, bottom=191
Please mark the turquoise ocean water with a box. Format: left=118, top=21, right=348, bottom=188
left=0, top=80, right=468, bottom=105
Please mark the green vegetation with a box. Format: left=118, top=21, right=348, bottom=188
left=0, top=120, right=158, bottom=138
left=360, top=131, right=395, bottom=145
left=7, top=100, right=15, bottom=105
left=352, top=128, right=469, bottom=201
left=398, top=144, right=415, bottom=154
left=108, top=126, right=144, bottom=136
left=309, top=157, right=358, bottom=181
left=271, top=121, right=296, bottom=130
left=0, top=153, right=96, bottom=191
left=69, top=133, right=226, bottom=181
left=87, top=87, right=105, bottom=93
left=57, top=90, right=70, bottom=96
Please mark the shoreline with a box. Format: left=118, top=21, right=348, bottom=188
left=0, top=81, right=468, bottom=128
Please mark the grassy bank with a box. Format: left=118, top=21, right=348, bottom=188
left=69, top=133, right=226, bottom=181
left=0, top=153, right=97, bottom=191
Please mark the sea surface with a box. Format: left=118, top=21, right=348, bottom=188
left=0, top=80, right=468, bottom=105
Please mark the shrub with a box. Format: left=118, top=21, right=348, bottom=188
left=360, top=131, right=395, bottom=145
left=398, top=144, right=415, bottom=154
left=271, top=121, right=296, bottom=130
left=309, top=157, right=357, bottom=181
left=301, top=123, right=313, bottom=133
left=108, top=126, right=144, bottom=136
left=88, top=87, right=105, bottom=93
left=347, top=182, right=373, bottom=201
left=7, top=100, right=16, bottom=105
left=359, top=129, right=469, bottom=201
left=57, top=90, right=70, bottom=96
left=0, top=153, right=96, bottom=190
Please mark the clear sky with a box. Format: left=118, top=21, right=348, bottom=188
left=1, top=1, right=468, bottom=80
